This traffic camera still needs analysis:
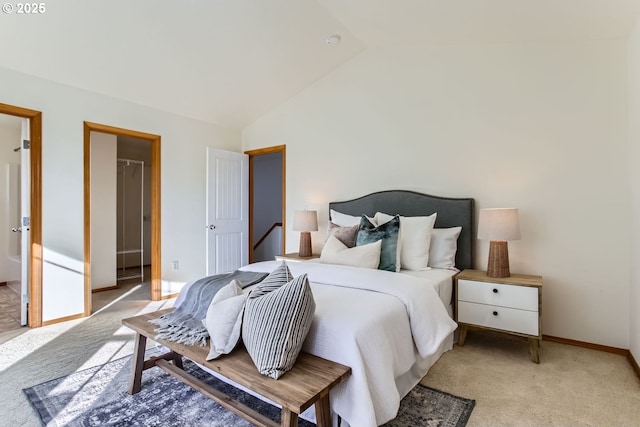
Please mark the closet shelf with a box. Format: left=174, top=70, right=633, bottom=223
left=117, top=249, right=143, bottom=255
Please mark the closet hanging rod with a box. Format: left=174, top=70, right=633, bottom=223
left=117, top=158, right=145, bottom=165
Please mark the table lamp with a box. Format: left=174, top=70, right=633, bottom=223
left=293, top=210, right=318, bottom=258
left=477, top=208, right=521, bottom=278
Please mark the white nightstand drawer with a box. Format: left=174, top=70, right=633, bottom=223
left=457, top=301, right=539, bottom=336
left=458, top=279, right=538, bottom=312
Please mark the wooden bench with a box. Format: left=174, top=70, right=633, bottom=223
left=122, top=309, right=351, bottom=427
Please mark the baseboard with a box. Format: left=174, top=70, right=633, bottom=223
left=41, top=312, right=86, bottom=326
left=628, top=351, right=640, bottom=380
left=160, top=292, right=179, bottom=300
left=543, top=334, right=640, bottom=380
left=542, top=335, right=628, bottom=355
left=91, top=285, right=119, bottom=293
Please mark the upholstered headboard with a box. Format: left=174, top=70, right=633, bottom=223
left=329, top=190, right=475, bottom=270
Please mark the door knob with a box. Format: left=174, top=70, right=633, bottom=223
left=207, top=225, right=216, bottom=230
left=11, top=226, right=22, bottom=233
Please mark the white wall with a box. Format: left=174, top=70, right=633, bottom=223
left=244, top=41, right=630, bottom=348
left=628, top=16, right=640, bottom=362
left=0, top=120, right=22, bottom=282
left=0, top=67, right=241, bottom=322
left=90, top=132, right=117, bottom=290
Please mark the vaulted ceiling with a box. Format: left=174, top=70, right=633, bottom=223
left=1, top=0, right=639, bottom=129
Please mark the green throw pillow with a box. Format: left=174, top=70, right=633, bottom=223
left=356, top=215, right=400, bottom=272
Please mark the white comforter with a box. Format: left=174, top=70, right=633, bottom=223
left=236, top=261, right=458, bottom=427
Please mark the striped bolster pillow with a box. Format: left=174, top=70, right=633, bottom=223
left=242, top=263, right=315, bottom=380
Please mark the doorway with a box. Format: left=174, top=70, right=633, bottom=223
left=83, top=122, right=162, bottom=317
left=246, top=145, right=286, bottom=263
left=0, top=114, right=25, bottom=332
left=88, top=133, right=152, bottom=296
left=0, top=103, right=42, bottom=329
left=116, top=137, right=152, bottom=285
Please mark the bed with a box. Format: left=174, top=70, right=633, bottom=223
left=174, top=190, right=474, bottom=427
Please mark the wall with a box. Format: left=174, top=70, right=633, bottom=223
left=252, top=152, right=282, bottom=261
left=628, top=16, right=640, bottom=362
left=244, top=40, right=630, bottom=348
left=0, top=67, right=241, bottom=322
left=0, top=118, right=22, bottom=282
left=253, top=225, right=283, bottom=262
left=89, top=132, right=117, bottom=289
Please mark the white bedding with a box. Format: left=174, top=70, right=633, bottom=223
left=175, top=261, right=457, bottom=427
left=399, top=268, right=457, bottom=316
left=307, top=259, right=457, bottom=311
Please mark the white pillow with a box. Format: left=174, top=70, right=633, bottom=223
left=330, top=209, right=375, bottom=227
left=320, top=235, right=381, bottom=269
left=428, top=227, right=462, bottom=270
left=204, top=279, right=247, bottom=360
left=375, top=212, right=437, bottom=271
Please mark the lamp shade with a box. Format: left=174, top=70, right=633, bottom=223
left=477, top=208, right=521, bottom=241
left=293, top=210, right=318, bottom=232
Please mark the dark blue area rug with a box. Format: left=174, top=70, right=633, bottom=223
left=23, top=355, right=474, bottom=427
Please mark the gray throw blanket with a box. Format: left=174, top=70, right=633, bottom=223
left=149, top=270, right=268, bottom=346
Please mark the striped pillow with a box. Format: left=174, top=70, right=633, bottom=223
left=248, top=261, right=293, bottom=298
left=242, top=268, right=315, bottom=379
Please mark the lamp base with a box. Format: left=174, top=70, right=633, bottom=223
left=299, top=231, right=312, bottom=258
left=487, top=240, right=510, bottom=278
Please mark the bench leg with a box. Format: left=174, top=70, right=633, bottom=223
left=280, top=408, right=298, bottom=427
left=129, top=332, right=147, bottom=394
left=171, top=352, right=184, bottom=369
left=315, top=394, right=332, bottom=427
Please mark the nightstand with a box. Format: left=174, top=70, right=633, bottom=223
left=454, top=269, right=543, bottom=363
left=274, top=253, right=320, bottom=262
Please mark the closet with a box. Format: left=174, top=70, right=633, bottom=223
left=90, top=133, right=151, bottom=292
left=116, top=158, right=144, bottom=282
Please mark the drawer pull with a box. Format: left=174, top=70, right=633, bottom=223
left=492, top=288, right=498, bottom=294
left=493, top=311, right=498, bottom=316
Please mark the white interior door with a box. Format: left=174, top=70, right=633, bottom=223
left=206, top=148, right=248, bottom=275
left=20, top=119, right=30, bottom=326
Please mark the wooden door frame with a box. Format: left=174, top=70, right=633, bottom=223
left=83, top=122, right=162, bottom=312
left=245, top=145, right=286, bottom=263
left=0, top=103, right=43, bottom=327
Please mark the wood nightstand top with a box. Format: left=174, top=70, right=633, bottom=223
left=456, top=269, right=542, bottom=288
left=275, top=253, right=320, bottom=262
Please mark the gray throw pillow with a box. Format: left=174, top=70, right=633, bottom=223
left=325, top=221, right=359, bottom=248
left=356, top=215, right=400, bottom=272
left=242, top=264, right=316, bottom=379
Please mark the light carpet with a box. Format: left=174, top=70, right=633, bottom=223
left=421, top=330, right=640, bottom=426
left=24, top=354, right=475, bottom=427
